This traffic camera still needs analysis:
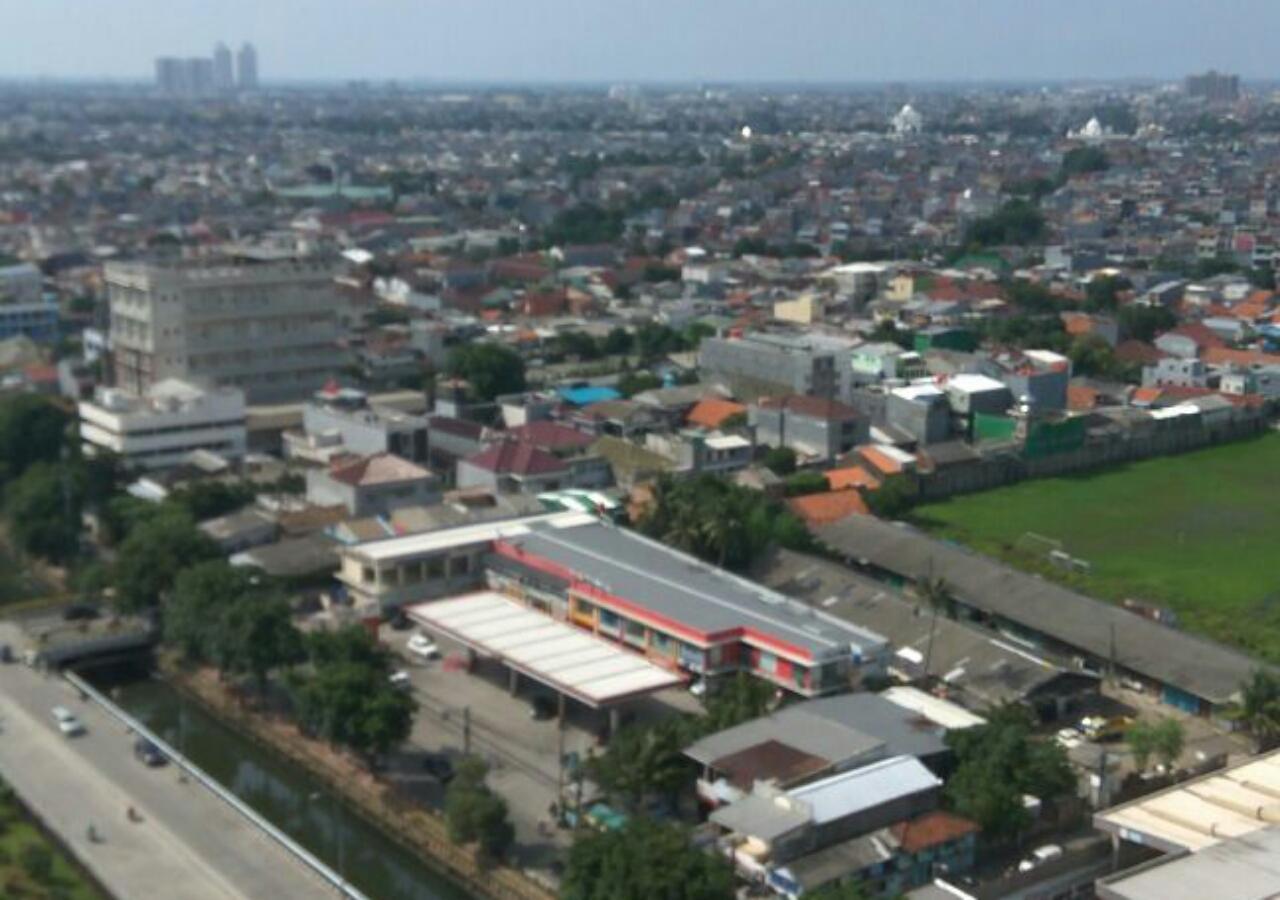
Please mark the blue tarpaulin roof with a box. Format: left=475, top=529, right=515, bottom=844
left=557, top=385, right=621, bottom=406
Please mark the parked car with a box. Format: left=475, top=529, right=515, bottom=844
left=52, top=706, right=85, bottom=737
left=388, top=670, right=412, bottom=690
left=133, top=737, right=167, bottom=767
left=388, top=609, right=413, bottom=631
left=0, top=643, right=12, bottom=663
left=688, top=679, right=707, bottom=698
left=1018, top=844, right=1064, bottom=873
left=406, top=634, right=440, bottom=660
left=422, top=753, right=455, bottom=783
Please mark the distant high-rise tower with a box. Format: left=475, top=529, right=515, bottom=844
left=1185, top=70, right=1240, bottom=104
left=213, top=42, right=234, bottom=91
left=155, top=57, right=183, bottom=94
left=236, top=42, right=259, bottom=91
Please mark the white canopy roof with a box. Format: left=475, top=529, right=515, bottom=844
left=408, top=591, right=684, bottom=707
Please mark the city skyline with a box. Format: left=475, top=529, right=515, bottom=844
left=1, top=0, right=1278, bottom=84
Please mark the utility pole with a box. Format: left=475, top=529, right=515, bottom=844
left=462, top=706, right=471, bottom=756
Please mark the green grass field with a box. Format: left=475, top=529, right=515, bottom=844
left=911, top=433, right=1280, bottom=663
left=0, top=782, right=105, bottom=899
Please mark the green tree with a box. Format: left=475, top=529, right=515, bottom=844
left=1126, top=720, right=1158, bottom=772
left=18, top=842, right=53, bottom=883
left=0, top=394, right=69, bottom=485
left=1148, top=718, right=1185, bottom=770
left=113, top=510, right=219, bottom=612
left=170, top=480, right=258, bottom=521
left=587, top=717, right=697, bottom=810
left=784, top=471, right=829, bottom=497
left=964, top=199, right=1046, bottom=247
left=1118, top=304, right=1176, bottom=343
left=617, top=371, right=663, bottom=398
left=945, top=705, right=1075, bottom=837
left=864, top=474, right=918, bottom=519
left=1060, top=146, right=1110, bottom=179
left=555, top=330, right=605, bottom=361
left=703, top=673, right=773, bottom=732
left=216, top=593, right=305, bottom=694
left=1068, top=334, right=1122, bottom=379
left=563, top=817, right=734, bottom=900
left=4, top=462, right=82, bottom=562
left=603, top=327, right=634, bottom=356
left=1239, top=669, right=1280, bottom=751
left=444, top=758, right=515, bottom=861
left=289, top=627, right=416, bottom=759
left=762, top=446, right=797, bottom=476
left=165, top=561, right=257, bottom=662
left=446, top=344, right=526, bottom=401
left=1084, top=275, right=1128, bottom=312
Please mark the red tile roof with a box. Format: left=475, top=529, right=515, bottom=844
left=464, top=440, right=568, bottom=476
left=505, top=421, right=594, bottom=452
left=890, top=811, right=979, bottom=853
left=686, top=398, right=747, bottom=429
left=825, top=466, right=880, bottom=491
left=787, top=490, right=869, bottom=527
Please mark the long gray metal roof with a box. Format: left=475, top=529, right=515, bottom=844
left=509, top=520, right=888, bottom=662
left=816, top=516, right=1260, bottom=705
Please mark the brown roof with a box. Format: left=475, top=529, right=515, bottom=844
left=890, top=811, right=979, bottom=853
left=327, top=453, right=432, bottom=486
left=464, top=440, right=568, bottom=476
left=787, top=490, right=870, bottom=527
left=686, top=398, right=747, bottom=429
left=711, top=740, right=831, bottom=790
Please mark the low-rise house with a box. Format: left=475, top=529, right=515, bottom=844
left=456, top=440, right=571, bottom=494
left=751, top=395, right=867, bottom=464
left=198, top=508, right=278, bottom=553
left=644, top=430, right=753, bottom=475
left=300, top=386, right=429, bottom=463
left=687, top=693, right=951, bottom=810
left=768, top=811, right=979, bottom=898
left=710, top=756, right=942, bottom=883
left=305, top=453, right=441, bottom=517
left=885, top=384, right=951, bottom=445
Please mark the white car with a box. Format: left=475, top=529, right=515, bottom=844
left=52, top=706, right=85, bottom=737
left=1054, top=727, right=1082, bottom=749
left=388, top=670, right=412, bottom=689
left=1018, top=844, right=1064, bottom=873
left=688, top=679, right=707, bottom=698
left=406, top=634, right=440, bottom=660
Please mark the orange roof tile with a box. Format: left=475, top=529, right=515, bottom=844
left=825, top=466, right=881, bottom=491
left=686, top=398, right=747, bottom=430
left=1202, top=347, right=1280, bottom=368
left=857, top=444, right=911, bottom=476
left=787, top=490, right=869, bottom=527
left=890, top=811, right=980, bottom=853
left=1066, top=385, right=1100, bottom=411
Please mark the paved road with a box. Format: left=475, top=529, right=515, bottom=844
left=0, top=653, right=330, bottom=900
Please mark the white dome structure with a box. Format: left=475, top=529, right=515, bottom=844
left=892, top=103, right=923, bottom=136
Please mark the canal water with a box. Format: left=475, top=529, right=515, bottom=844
left=83, top=663, right=472, bottom=900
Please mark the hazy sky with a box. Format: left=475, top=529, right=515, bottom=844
left=3, top=0, right=1276, bottom=83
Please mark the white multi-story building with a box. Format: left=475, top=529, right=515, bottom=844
left=106, top=253, right=350, bottom=403
left=79, top=379, right=247, bottom=469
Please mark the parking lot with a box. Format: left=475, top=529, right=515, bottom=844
left=380, top=623, right=700, bottom=868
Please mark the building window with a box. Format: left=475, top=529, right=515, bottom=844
left=599, top=609, right=620, bottom=631
left=623, top=620, right=645, bottom=646
left=426, top=558, right=445, bottom=578
left=362, top=566, right=375, bottom=584
left=652, top=633, right=674, bottom=656
left=448, top=555, right=470, bottom=577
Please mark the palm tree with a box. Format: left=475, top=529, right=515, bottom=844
left=916, top=575, right=953, bottom=679
left=1239, top=670, right=1280, bottom=751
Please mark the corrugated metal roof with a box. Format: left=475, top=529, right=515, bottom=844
left=407, top=591, right=682, bottom=707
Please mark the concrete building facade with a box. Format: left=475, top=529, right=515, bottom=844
left=106, top=255, right=350, bottom=403
left=78, top=379, right=247, bottom=469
